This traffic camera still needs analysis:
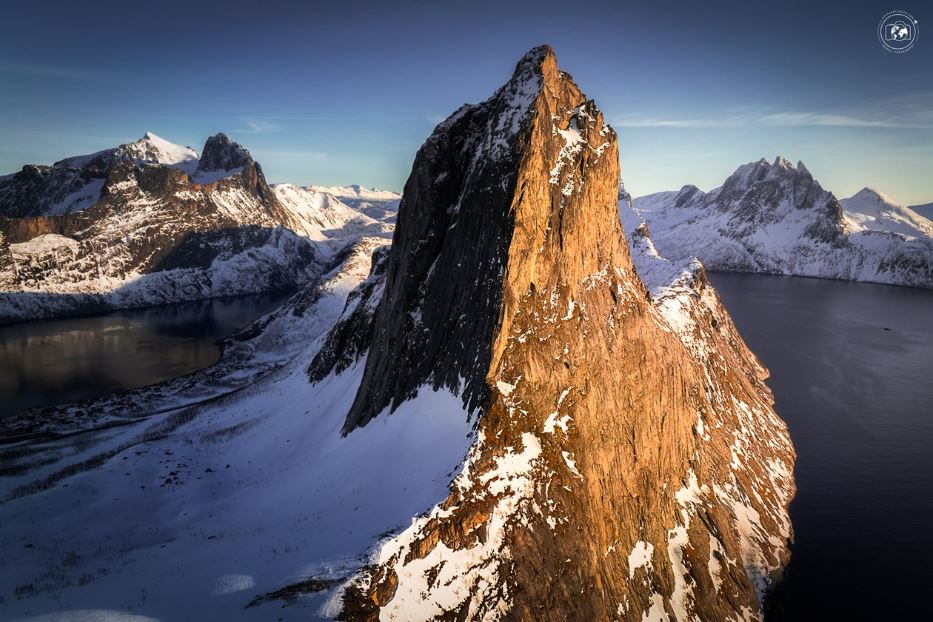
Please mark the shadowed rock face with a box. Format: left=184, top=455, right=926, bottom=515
left=315, top=46, right=795, bottom=621
left=335, top=48, right=550, bottom=431
left=197, top=133, right=254, bottom=173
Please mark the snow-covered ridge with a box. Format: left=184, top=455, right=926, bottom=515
left=55, top=131, right=199, bottom=173
left=304, top=184, right=400, bottom=203
left=624, top=156, right=933, bottom=288
left=841, top=187, right=933, bottom=237
left=295, top=184, right=400, bottom=222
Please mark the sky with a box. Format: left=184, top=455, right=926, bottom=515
left=1, top=0, right=931, bottom=205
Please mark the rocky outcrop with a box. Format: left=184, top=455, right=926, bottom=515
left=307, top=46, right=795, bottom=621
left=624, top=157, right=933, bottom=288
left=195, top=132, right=253, bottom=174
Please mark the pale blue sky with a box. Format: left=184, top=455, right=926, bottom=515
left=1, top=0, right=931, bottom=204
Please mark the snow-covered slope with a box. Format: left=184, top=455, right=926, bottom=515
left=0, top=132, right=266, bottom=220
left=0, top=236, right=472, bottom=622
left=56, top=132, right=200, bottom=175
left=272, top=184, right=388, bottom=241
left=841, top=188, right=933, bottom=237
left=624, top=157, right=933, bottom=288
left=0, top=133, right=202, bottom=219
left=303, top=184, right=401, bottom=222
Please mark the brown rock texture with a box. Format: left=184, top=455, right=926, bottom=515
left=329, top=46, right=795, bottom=621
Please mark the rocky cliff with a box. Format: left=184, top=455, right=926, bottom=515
left=624, top=158, right=933, bottom=288
left=306, top=46, right=795, bottom=621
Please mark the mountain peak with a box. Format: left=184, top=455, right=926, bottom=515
left=327, top=45, right=614, bottom=432
left=851, top=187, right=896, bottom=204
left=773, top=155, right=793, bottom=170
left=321, top=47, right=792, bottom=622
left=511, top=44, right=557, bottom=78
left=118, top=133, right=199, bottom=169
left=196, top=133, right=253, bottom=173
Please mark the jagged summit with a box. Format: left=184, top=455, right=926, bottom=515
left=196, top=132, right=253, bottom=174
left=724, top=155, right=814, bottom=189
left=313, top=45, right=616, bottom=433
left=301, top=47, right=795, bottom=621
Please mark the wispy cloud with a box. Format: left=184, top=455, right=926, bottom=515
left=234, top=117, right=283, bottom=135
left=615, top=98, right=933, bottom=130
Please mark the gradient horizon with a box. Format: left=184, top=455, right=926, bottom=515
left=1, top=0, right=931, bottom=205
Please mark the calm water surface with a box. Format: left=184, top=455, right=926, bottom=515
left=710, top=273, right=933, bottom=620
left=0, top=292, right=291, bottom=418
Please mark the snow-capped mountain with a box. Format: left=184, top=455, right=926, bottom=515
left=304, top=184, right=401, bottom=221
left=0, top=47, right=794, bottom=622
left=0, top=133, right=395, bottom=323
left=841, top=187, right=933, bottom=237
left=622, top=157, right=933, bottom=288
left=271, top=183, right=394, bottom=240
left=0, top=132, right=200, bottom=218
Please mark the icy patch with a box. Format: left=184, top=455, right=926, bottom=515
left=496, top=380, right=516, bottom=396
left=561, top=451, right=581, bottom=477
left=191, top=167, right=244, bottom=185
left=666, top=525, right=695, bottom=622
left=642, top=593, right=671, bottom=622
left=628, top=541, right=655, bottom=579
left=46, top=178, right=105, bottom=216
left=708, top=535, right=725, bottom=592
left=210, top=574, right=255, bottom=595
left=542, top=388, right=571, bottom=434
left=560, top=299, right=575, bottom=320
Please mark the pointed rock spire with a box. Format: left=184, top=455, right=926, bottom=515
left=314, top=46, right=795, bottom=622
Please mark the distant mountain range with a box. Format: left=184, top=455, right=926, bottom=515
left=620, top=157, right=933, bottom=288
left=0, top=132, right=399, bottom=323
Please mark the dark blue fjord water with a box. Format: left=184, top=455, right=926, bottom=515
left=0, top=292, right=291, bottom=419
left=710, top=273, right=933, bottom=621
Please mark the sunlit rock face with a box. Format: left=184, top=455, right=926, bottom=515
left=311, top=46, right=796, bottom=621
